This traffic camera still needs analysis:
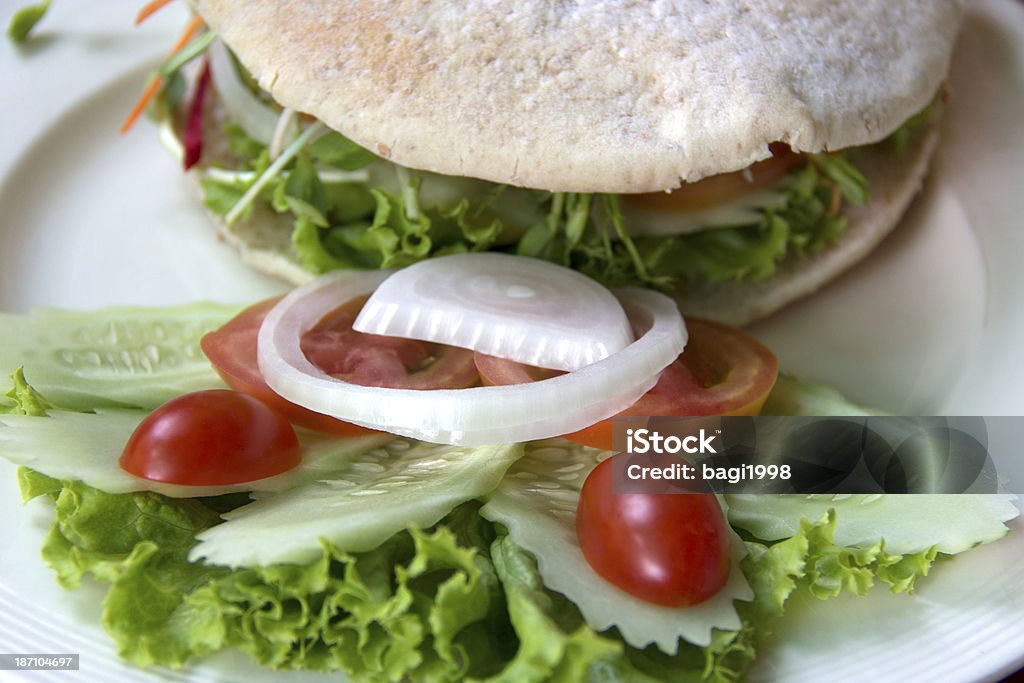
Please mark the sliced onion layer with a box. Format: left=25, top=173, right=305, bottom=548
left=352, top=253, right=634, bottom=371
left=208, top=39, right=280, bottom=145
left=257, top=269, right=687, bottom=446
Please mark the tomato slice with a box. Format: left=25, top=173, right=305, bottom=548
left=575, top=454, right=731, bottom=606
left=201, top=298, right=366, bottom=435
left=475, top=317, right=778, bottom=450
left=301, top=301, right=480, bottom=390
left=120, top=389, right=301, bottom=486
left=201, top=296, right=480, bottom=435
left=473, top=353, right=561, bottom=385
left=620, top=143, right=803, bottom=213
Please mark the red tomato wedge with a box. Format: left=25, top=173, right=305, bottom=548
left=576, top=454, right=731, bottom=607
left=475, top=317, right=778, bottom=450
left=620, top=143, right=803, bottom=213
left=201, top=296, right=479, bottom=434
left=120, top=389, right=301, bottom=486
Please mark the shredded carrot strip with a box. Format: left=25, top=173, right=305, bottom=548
left=120, top=14, right=205, bottom=135
left=119, top=76, right=163, bottom=135
left=169, top=14, right=204, bottom=52
left=135, top=0, right=177, bottom=25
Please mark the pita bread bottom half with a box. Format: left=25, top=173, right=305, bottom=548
left=675, top=119, right=941, bottom=327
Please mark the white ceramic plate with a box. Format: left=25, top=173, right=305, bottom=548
left=0, top=1, right=1022, bottom=682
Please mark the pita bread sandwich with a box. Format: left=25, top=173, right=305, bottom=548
left=146, top=0, right=959, bottom=326
left=26, top=2, right=1004, bottom=682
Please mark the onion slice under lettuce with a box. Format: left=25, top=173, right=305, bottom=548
left=353, top=253, right=634, bottom=371
left=207, top=38, right=279, bottom=145
left=257, top=264, right=687, bottom=445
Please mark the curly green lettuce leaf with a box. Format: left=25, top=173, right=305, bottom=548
left=308, top=131, right=378, bottom=171
left=17, top=464, right=969, bottom=683
left=514, top=192, right=665, bottom=289
left=199, top=110, right=875, bottom=291
left=887, top=98, right=940, bottom=152
left=296, top=154, right=867, bottom=290
left=199, top=175, right=248, bottom=216
left=27, top=474, right=514, bottom=681
left=1, top=367, right=53, bottom=416
left=181, top=517, right=500, bottom=681
left=686, top=509, right=939, bottom=682
left=811, top=154, right=869, bottom=205
left=484, top=534, right=628, bottom=683
left=223, top=121, right=265, bottom=159
left=634, top=156, right=864, bottom=285
left=17, top=466, right=62, bottom=502
left=293, top=178, right=504, bottom=273
left=28, top=479, right=223, bottom=588
left=21, top=476, right=228, bottom=666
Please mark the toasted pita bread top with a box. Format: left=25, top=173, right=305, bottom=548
left=196, top=0, right=961, bottom=193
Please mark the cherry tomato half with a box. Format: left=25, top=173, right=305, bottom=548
left=476, top=317, right=779, bottom=450
left=576, top=454, right=731, bottom=607
left=620, top=143, right=803, bottom=213
left=120, top=389, right=301, bottom=486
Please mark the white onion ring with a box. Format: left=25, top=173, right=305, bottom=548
left=257, top=269, right=687, bottom=445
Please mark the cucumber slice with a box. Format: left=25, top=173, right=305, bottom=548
left=480, top=439, right=752, bottom=654
left=0, top=408, right=391, bottom=498
left=726, top=493, right=1019, bottom=555
left=761, top=374, right=887, bottom=416
left=191, top=439, right=524, bottom=567
left=0, top=304, right=239, bottom=410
